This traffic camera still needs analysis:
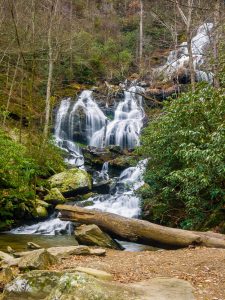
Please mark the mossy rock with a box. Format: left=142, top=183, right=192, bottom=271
left=3, top=270, right=194, bottom=300
left=33, top=206, right=48, bottom=219
left=48, top=168, right=92, bottom=197
left=44, top=188, right=66, bottom=205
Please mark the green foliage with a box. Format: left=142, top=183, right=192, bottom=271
left=138, top=85, right=225, bottom=229
left=0, top=130, right=65, bottom=230
left=0, top=130, right=38, bottom=229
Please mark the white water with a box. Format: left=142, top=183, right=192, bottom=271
left=10, top=216, right=73, bottom=235
left=10, top=85, right=147, bottom=236
left=155, top=23, right=213, bottom=82
left=54, top=90, right=106, bottom=166
left=90, top=86, right=145, bottom=149
left=88, top=159, right=148, bottom=218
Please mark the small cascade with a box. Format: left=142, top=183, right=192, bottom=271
left=54, top=90, right=106, bottom=166
left=92, top=162, right=110, bottom=184
left=87, top=159, right=148, bottom=218
left=10, top=215, right=73, bottom=235
left=90, top=86, right=145, bottom=149
left=156, top=23, right=213, bottom=82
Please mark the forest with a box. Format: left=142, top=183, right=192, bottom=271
left=0, top=1, right=225, bottom=299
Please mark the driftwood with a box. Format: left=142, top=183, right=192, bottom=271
left=57, top=205, right=225, bottom=249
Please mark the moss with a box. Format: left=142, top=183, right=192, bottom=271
left=48, top=168, right=92, bottom=194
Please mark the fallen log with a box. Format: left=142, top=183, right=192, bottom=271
left=56, top=205, right=225, bottom=249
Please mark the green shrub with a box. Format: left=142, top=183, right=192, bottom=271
left=138, top=84, right=225, bottom=229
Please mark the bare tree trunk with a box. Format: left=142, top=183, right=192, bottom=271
left=43, top=0, right=59, bottom=143
left=176, top=0, right=195, bottom=91
left=213, top=0, right=221, bottom=88
left=57, top=205, right=225, bottom=249
left=43, top=33, right=54, bottom=142
left=187, top=30, right=195, bottom=90
left=3, top=54, right=20, bottom=127
left=139, top=0, right=143, bottom=70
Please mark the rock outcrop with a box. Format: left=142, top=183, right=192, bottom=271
left=2, top=270, right=194, bottom=300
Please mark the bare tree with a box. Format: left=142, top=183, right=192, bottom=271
left=139, top=0, right=143, bottom=70
left=176, top=0, right=195, bottom=91
left=43, top=0, right=60, bottom=143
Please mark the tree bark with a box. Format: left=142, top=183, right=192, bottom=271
left=213, top=0, right=221, bottom=88
left=139, top=0, right=143, bottom=70
left=56, top=205, right=225, bottom=249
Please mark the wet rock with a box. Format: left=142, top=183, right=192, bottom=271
left=3, top=271, right=194, bottom=300
left=18, top=249, right=58, bottom=270
left=44, top=188, right=66, bottom=205
left=27, top=242, right=41, bottom=250
left=74, top=224, right=122, bottom=249
left=48, top=168, right=92, bottom=197
left=83, top=146, right=135, bottom=170
left=92, top=180, right=112, bottom=194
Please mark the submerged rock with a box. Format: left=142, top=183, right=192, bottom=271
left=48, top=168, right=92, bottom=197
left=18, top=249, right=58, bottom=270
left=27, top=242, right=41, bottom=250
left=3, top=270, right=194, bottom=300
left=75, top=224, right=122, bottom=249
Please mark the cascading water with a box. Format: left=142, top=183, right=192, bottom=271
left=87, top=159, right=148, bottom=218
left=10, top=214, right=73, bottom=235
left=90, top=86, right=145, bottom=149
left=54, top=90, right=106, bottom=166
left=155, top=23, right=214, bottom=82
left=10, top=84, right=147, bottom=241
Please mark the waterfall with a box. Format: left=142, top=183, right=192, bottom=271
left=54, top=90, right=106, bottom=166
left=87, top=159, right=148, bottom=218
left=10, top=85, right=146, bottom=236
left=155, top=23, right=214, bottom=82
left=90, top=85, right=145, bottom=149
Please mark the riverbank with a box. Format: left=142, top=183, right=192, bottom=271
left=50, top=247, right=225, bottom=300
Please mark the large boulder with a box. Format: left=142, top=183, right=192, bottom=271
left=74, top=224, right=122, bottom=249
left=3, top=270, right=194, bottom=300
left=18, top=249, right=58, bottom=270
left=48, top=168, right=92, bottom=197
